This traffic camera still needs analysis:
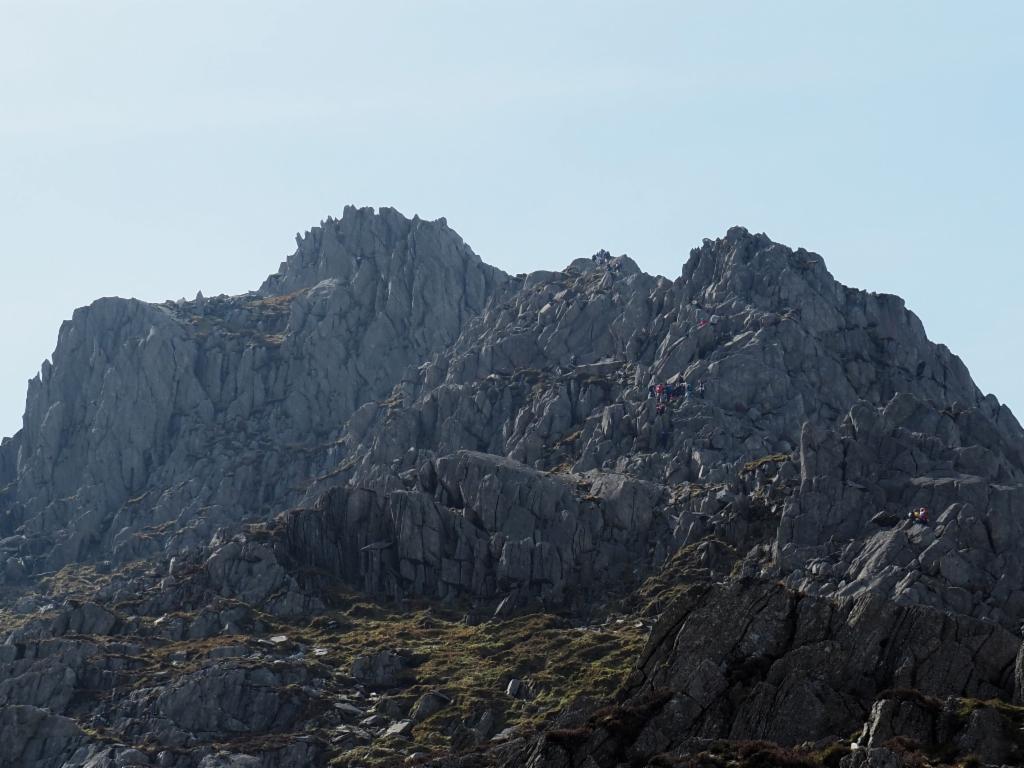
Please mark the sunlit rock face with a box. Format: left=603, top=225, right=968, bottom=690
left=1, top=209, right=1022, bottom=768
left=5, top=206, right=508, bottom=573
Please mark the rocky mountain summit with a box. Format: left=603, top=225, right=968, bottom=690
left=1, top=207, right=1022, bottom=768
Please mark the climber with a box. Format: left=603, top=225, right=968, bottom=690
left=697, top=379, right=706, bottom=398
left=698, top=319, right=709, bottom=330
left=648, top=384, right=656, bottom=399
left=918, top=507, right=930, bottom=524
left=656, top=402, right=667, bottom=416
left=655, top=383, right=665, bottom=401
left=665, top=383, right=676, bottom=401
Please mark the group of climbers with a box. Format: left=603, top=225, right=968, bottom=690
left=696, top=314, right=722, bottom=330
left=647, top=379, right=707, bottom=413
left=908, top=506, right=930, bottom=525
left=591, top=249, right=624, bottom=273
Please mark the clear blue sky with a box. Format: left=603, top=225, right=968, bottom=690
left=2, top=1, right=1021, bottom=440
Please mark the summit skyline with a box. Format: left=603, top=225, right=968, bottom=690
left=2, top=1, right=1023, bottom=439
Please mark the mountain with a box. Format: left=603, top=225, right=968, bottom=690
left=1, top=208, right=1022, bottom=768
left=2, top=206, right=505, bottom=574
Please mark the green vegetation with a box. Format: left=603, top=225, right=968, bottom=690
left=741, top=453, right=791, bottom=474
left=954, top=695, right=1024, bottom=720
left=286, top=595, right=645, bottom=762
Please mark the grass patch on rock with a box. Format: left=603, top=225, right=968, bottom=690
left=267, top=593, right=646, bottom=764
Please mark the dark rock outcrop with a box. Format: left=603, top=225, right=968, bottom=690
left=463, top=579, right=1021, bottom=767
left=627, top=580, right=1016, bottom=745
left=0, top=705, right=84, bottom=767
left=275, top=450, right=671, bottom=609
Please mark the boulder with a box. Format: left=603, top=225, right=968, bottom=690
left=350, top=650, right=408, bottom=687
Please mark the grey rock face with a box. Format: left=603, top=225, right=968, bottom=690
left=263, top=224, right=1021, bottom=620
left=409, top=691, right=451, bottom=722
left=4, top=206, right=507, bottom=579
left=0, top=705, right=84, bottom=767
left=857, top=693, right=1018, bottom=766
left=350, top=650, right=408, bottom=687
left=374, top=225, right=1007, bottom=485
left=0, top=603, right=333, bottom=767
left=0, top=433, right=19, bottom=488
left=275, top=450, right=671, bottom=609
left=773, top=393, right=1024, bottom=626
left=488, top=579, right=1024, bottom=767
left=505, top=679, right=530, bottom=700
left=6, top=216, right=1022, bottom=613
left=626, top=579, right=1018, bottom=746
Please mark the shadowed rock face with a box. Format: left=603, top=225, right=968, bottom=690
left=484, top=581, right=1020, bottom=767
left=275, top=450, right=671, bottom=610
left=1, top=210, right=1023, bottom=768
left=626, top=581, right=1018, bottom=744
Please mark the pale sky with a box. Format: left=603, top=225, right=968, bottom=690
left=1, top=1, right=1022, bottom=440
